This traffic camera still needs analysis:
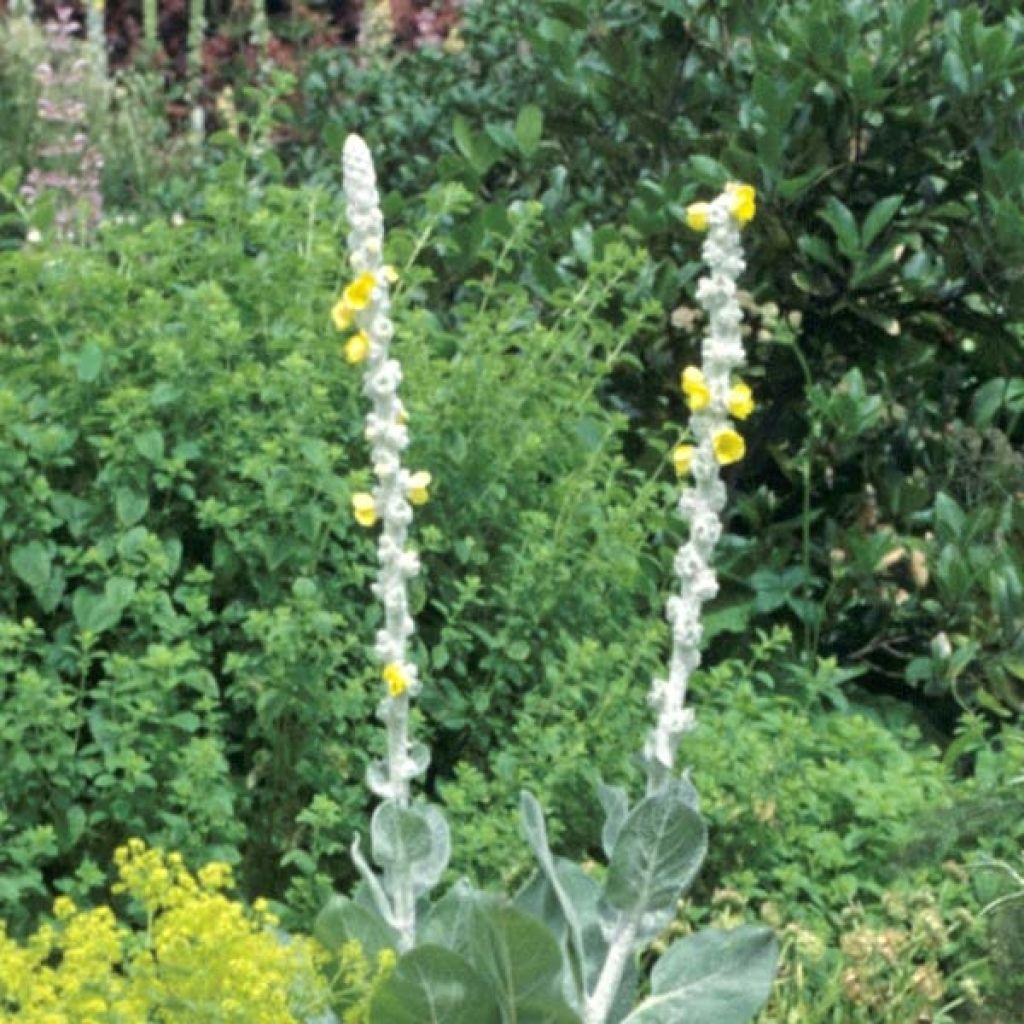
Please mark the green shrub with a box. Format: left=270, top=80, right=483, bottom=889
left=0, top=171, right=681, bottom=930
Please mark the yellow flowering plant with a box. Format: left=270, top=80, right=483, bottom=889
left=0, top=840, right=331, bottom=1023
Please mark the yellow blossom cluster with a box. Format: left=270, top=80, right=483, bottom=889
left=685, top=181, right=757, bottom=232
left=331, top=267, right=398, bottom=362
left=0, top=841, right=330, bottom=1024
left=351, top=470, right=432, bottom=530
left=673, top=366, right=756, bottom=474
left=332, top=939, right=397, bottom=1024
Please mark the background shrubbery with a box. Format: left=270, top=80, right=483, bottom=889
left=1, top=0, right=1023, bottom=1020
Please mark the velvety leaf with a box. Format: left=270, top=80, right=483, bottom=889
left=368, top=945, right=500, bottom=1024
left=605, top=790, right=707, bottom=917
left=596, top=781, right=629, bottom=858
left=621, top=927, right=779, bottom=1024
left=466, top=901, right=573, bottom=1021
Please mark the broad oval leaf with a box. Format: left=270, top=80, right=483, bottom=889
left=368, top=945, right=500, bottom=1024
left=605, top=791, right=707, bottom=917
left=621, top=926, right=779, bottom=1024
left=466, top=901, right=576, bottom=1022
left=371, top=800, right=450, bottom=895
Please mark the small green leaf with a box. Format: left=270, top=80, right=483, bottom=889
left=819, top=197, right=860, bottom=260
left=861, top=196, right=902, bottom=248
left=515, top=105, right=544, bottom=158
left=11, top=541, right=51, bottom=591
left=76, top=342, right=104, bottom=383
left=135, top=430, right=165, bottom=463
left=115, top=488, right=150, bottom=527
left=72, top=588, right=125, bottom=635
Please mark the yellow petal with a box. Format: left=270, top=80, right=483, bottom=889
left=672, top=444, right=695, bottom=477
left=726, top=182, right=756, bottom=225
left=343, top=271, right=378, bottom=312
left=331, top=298, right=354, bottom=331
left=681, top=366, right=711, bottom=411
left=344, top=330, right=371, bottom=365
left=712, top=429, right=746, bottom=465
left=382, top=662, right=409, bottom=697
left=382, top=264, right=399, bottom=283
left=726, top=382, right=755, bottom=420
left=352, top=492, right=377, bottom=527
left=685, top=202, right=710, bottom=232
left=407, top=470, right=431, bottom=506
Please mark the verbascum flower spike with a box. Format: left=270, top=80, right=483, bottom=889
left=645, top=181, right=757, bottom=796
left=341, top=134, right=447, bottom=954
left=341, top=133, right=429, bottom=808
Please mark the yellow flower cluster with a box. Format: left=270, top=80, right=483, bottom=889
left=351, top=471, right=432, bottom=529
left=685, top=181, right=757, bottom=231
left=331, top=267, right=398, bottom=363
left=674, top=367, right=756, bottom=473
left=332, top=939, right=397, bottom=1024
left=0, top=841, right=330, bottom=1024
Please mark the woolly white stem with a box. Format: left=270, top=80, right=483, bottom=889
left=643, top=189, right=751, bottom=795
left=583, top=915, right=637, bottom=1024
left=342, top=134, right=427, bottom=811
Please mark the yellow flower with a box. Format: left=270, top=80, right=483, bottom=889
left=407, top=470, right=431, bottom=506
left=53, top=895, right=77, bottom=920
left=726, top=182, right=756, bottom=225
left=382, top=662, right=409, bottom=698
left=685, top=202, right=711, bottom=232
left=726, top=382, right=755, bottom=420
left=681, top=366, right=711, bottom=412
left=344, top=330, right=371, bottom=365
left=712, top=428, right=746, bottom=465
left=343, top=271, right=378, bottom=312
left=352, top=493, right=377, bottom=527
left=672, top=444, right=695, bottom=477
left=331, top=298, right=354, bottom=331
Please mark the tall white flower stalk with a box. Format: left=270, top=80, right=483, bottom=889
left=333, top=135, right=441, bottom=951
left=337, top=133, right=432, bottom=808
left=642, top=182, right=757, bottom=796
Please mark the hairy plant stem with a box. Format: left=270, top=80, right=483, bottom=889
left=584, top=915, right=637, bottom=1024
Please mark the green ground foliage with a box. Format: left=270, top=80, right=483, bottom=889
left=1, top=0, right=1023, bottom=1021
